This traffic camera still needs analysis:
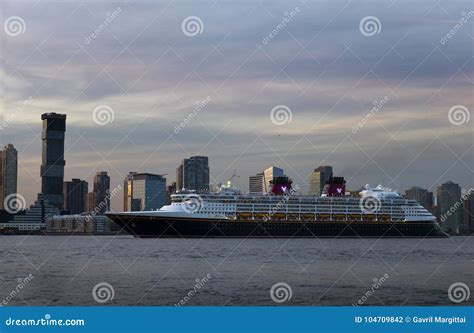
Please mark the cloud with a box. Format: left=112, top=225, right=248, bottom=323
left=1, top=0, right=472, bottom=210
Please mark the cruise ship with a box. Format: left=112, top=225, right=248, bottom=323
left=106, top=177, right=448, bottom=238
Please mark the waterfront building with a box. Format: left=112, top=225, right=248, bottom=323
left=63, top=178, right=88, bottom=214
left=436, top=181, right=462, bottom=234
left=309, top=166, right=333, bottom=196
left=93, top=171, right=110, bottom=214
left=176, top=156, right=209, bottom=192
left=46, top=214, right=114, bottom=235
left=40, top=113, right=66, bottom=209
left=470, top=191, right=474, bottom=233
left=249, top=173, right=264, bottom=193
left=263, top=166, right=284, bottom=192
left=463, top=190, right=474, bottom=233
left=166, top=182, right=177, bottom=205
left=124, top=172, right=166, bottom=211
left=248, top=167, right=284, bottom=193
left=0, top=144, right=18, bottom=209
left=85, top=192, right=96, bottom=212
left=9, top=194, right=59, bottom=231
left=405, top=186, right=434, bottom=212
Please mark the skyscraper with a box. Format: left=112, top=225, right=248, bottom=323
left=463, top=192, right=473, bottom=234
left=176, top=156, right=210, bottom=192
left=123, top=173, right=166, bottom=211
left=249, top=173, right=264, bottom=193
left=263, top=166, right=284, bottom=192
left=309, top=166, right=333, bottom=196
left=0, top=144, right=18, bottom=209
left=469, top=191, right=474, bottom=233
left=40, top=113, right=66, bottom=209
left=63, top=178, right=88, bottom=214
left=166, top=182, right=177, bottom=205
left=85, top=192, right=96, bottom=213
left=436, top=181, right=462, bottom=234
left=248, top=167, right=284, bottom=193
left=405, top=186, right=434, bottom=212
left=124, top=172, right=137, bottom=211
left=93, top=171, right=110, bottom=214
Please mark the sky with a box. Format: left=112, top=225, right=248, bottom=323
left=1, top=0, right=473, bottom=211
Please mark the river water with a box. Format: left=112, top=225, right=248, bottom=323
left=0, top=235, right=472, bottom=306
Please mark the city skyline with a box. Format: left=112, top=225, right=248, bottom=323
left=0, top=0, right=472, bottom=211
left=3, top=129, right=473, bottom=212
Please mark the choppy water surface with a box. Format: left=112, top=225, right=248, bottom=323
left=0, top=236, right=472, bottom=306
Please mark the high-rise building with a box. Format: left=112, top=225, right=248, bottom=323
left=123, top=172, right=136, bottom=211
left=93, top=171, right=110, bottom=214
left=462, top=190, right=474, bottom=234
left=248, top=167, right=284, bottom=193
left=309, top=166, right=333, bottom=196
left=0, top=144, right=18, bottom=209
left=263, top=166, right=284, bottom=192
left=12, top=194, right=59, bottom=231
left=63, top=179, right=88, bottom=214
left=176, top=156, right=209, bottom=192
left=123, top=172, right=166, bottom=211
left=85, top=192, right=96, bottom=213
left=166, top=182, right=177, bottom=205
left=470, top=191, right=474, bottom=233
left=40, top=113, right=66, bottom=209
left=436, top=181, right=462, bottom=234
left=405, top=186, right=434, bottom=212
left=249, top=173, right=264, bottom=193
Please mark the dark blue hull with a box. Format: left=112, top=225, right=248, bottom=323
left=106, top=214, right=449, bottom=238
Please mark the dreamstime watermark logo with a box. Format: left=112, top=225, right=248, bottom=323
left=270, top=282, right=292, bottom=303
left=262, top=6, right=300, bottom=45
left=182, top=194, right=204, bottom=213
left=359, top=16, right=381, bottom=37
left=351, top=96, right=389, bottom=134
left=448, top=282, right=470, bottom=303
left=174, top=96, right=212, bottom=134
left=1, top=274, right=34, bottom=306
left=92, top=282, right=115, bottom=304
left=84, top=7, right=122, bottom=45
left=359, top=195, right=381, bottom=214
left=4, top=16, right=26, bottom=37
left=175, top=274, right=212, bottom=306
left=448, top=105, right=470, bottom=126
left=270, top=105, right=292, bottom=125
left=440, top=188, right=473, bottom=223
left=353, top=274, right=389, bottom=306
left=440, top=11, right=474, bottom=45
left=3, top=193, right=26, bottom=214
left=93, top=105, right=115, bottom=126
left=0, top=96, right=33, bottom=131
left=181, top=16, right=203, bottom=37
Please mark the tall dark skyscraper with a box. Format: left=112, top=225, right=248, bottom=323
left=40, top=113, right=66, bottom=209
left=176, top=156, right=210, bottom=192
left=0, top=144, right=18, bottom=210
left=63, top=178, right=88, bottom=214
left=93, top=171, right=110, bottom=214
